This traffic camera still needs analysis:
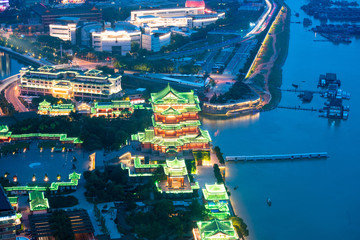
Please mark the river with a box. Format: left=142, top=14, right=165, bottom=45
left=201, top=0, right=360, bottom=239
left=0, top=51, right=27, bottom=81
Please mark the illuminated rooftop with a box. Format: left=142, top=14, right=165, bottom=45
left=195, top=219, right=239, bottom=240
left=202, top=183, right=229, bottom=201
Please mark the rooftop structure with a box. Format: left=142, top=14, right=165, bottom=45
left=202, top=183, right=230, bottom=220
left=131, top=7, right=205, bottom=21
left=29, top=191, right=49, bottom=212
left=131, top=84, right=211, bottom=155
left=202, top=183, right=229, bottom=201
left=90, top=100, right=133, bottom=118
left=121, top=155, right=166, bottom=177
left=20, top=66, right=122, bottom=100
left=0, top=186, right=16, bottom=240
left=37, top=100, right=75, bottom=116
left=193, top=219, right=239, bottom=240
left=164, top=157, right=188, bottom=188
left=131, top=6, right=224, bottom=29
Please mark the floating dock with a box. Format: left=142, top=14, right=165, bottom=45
left=226, top=152, right=328, bottom=161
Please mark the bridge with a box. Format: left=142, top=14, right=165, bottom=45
left=225, top=152, right=328, bottom=162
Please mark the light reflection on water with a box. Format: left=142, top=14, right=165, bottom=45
left=201, top=112, right=260, bottom=129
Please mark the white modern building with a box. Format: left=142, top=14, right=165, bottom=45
left=130, top=7, right=224, bottom=29
left=89, top=22, right=141, bottom=55
left=131, top=7, right=205, bottom=21
left=134, top=15, right=193, bottom=28
left=141, top=28, right=171, bottom=52
left=92, top=30, right=132, bottom=55
left=92, top=27, right=141, bottom=55
left=20, top=66, right=122, bottom=100
left=49, top=17, right=80, bottom=44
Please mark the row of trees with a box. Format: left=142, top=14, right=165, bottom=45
left=83, top=166, right=128, bottom=203
left=126, top=199, right=207, bottom=240
left=114, top=57, right=175, bottom=73
left=0, top=35, right=73, bottom=64
left=9, top=109, right=152, bottom=151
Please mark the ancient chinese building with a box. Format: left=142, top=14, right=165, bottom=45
left=131, top=85, right=211, bottom=155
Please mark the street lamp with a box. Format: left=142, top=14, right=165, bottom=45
left=13, top=175, right=17, bottom=182
left=32, top=174, right=36, bottom=182
left=57, top=174, right=61, bottom=181
left=44, top=174, right=49, bottom=182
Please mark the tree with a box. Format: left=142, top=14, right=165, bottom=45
left=229, top=216, right=249, bottom=238
left=49, top=210, right=75, bottom=240
left=131, top=42, right=140, bottom=53
left=210, top=93, right=217, bottom=103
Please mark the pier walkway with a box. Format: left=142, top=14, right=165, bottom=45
left=226, top=152, right=328, bottom=161
left=277, top=106, right=321, bottom=112
left=280, top=89, right=324, bottom=94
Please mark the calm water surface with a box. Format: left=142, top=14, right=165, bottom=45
left=0, top=52, right=25, bottom=80
left=202, top=0, right=360, bottom=239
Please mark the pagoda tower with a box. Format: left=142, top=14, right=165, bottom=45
left=132, top=85, right=211, bottom=155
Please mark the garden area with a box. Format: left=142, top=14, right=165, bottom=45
left=9, top=108, right=152, bottom=151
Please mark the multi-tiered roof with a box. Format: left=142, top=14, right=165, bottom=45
left=195, top=219, right=239, bottom=240
left=164, top=157, right=188, bottom=177
left=202, top=183, right=229, bottom=201
left=132, top=85, right=211, bottom=154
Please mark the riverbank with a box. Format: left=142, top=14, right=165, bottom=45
left=0, top=46, right=43, bottom=67
left=245, top=4, right=291, bottom=110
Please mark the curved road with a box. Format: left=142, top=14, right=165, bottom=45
left=5, top=81, right=28, bottom=112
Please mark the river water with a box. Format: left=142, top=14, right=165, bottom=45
left=202, top=0, right=360, bottom=239
left=0, top=51, right=25, bottom=81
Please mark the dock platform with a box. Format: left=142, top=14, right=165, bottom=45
left=225, top=152, right=328, bottom=162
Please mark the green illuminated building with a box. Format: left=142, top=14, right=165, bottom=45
left=29, top=191, right=49, bottom=212
left=0, top=125, right=82, bottom=144
left=202, top=183, right=230, bottom=220
left=194, top=219, right=239, bottom=240
left=164, top=157, right=188, bottom=188
left=5, top=172, right=81, bottom=192
left=91, top=100, right=133, bottom=118
left=37, top=100, right=75, bottom=116
left=131, top=85, right=211, bottom=155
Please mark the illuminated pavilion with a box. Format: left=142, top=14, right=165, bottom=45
left=131, top=84, right=211, bottom=155
left=193, top=219, right=239, bottom=240
left=37, top=100, right=75, bottom=116
left=202, top=183, right=231, bottom=220
left=164, top=157, right=188, bottom=188
left=29, top=191, right=49, bottom=212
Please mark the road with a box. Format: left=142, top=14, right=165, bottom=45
left=147, top=0, right=276, bottom=61
left=5, top=81, right=28, bottom=112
